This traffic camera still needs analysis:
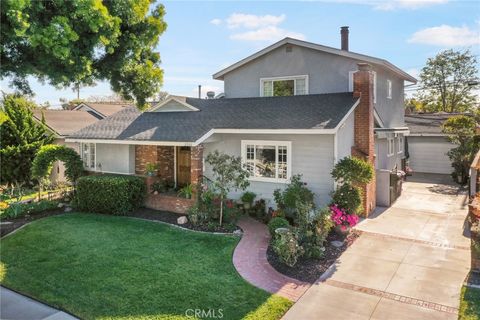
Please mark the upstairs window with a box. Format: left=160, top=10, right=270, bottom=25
left=397, top=135, right=404, bottom=153
left=348, top=71, right=377, bottom=103
left=387, top=79, right=392, bottom=99
left=261, top=76, right=308, bottom=97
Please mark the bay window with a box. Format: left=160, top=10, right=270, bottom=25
left=242, top=140, right=291, bottom=182
left=261, top=75, right=308, bottom=97
left=80, top=142, right=96, bottom=170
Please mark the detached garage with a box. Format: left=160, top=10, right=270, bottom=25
left=405, top=113, right=457, bottom=175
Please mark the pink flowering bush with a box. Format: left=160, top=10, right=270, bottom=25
left=330, top=204, right=359, bottom=231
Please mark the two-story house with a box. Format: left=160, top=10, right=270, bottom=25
left=67, top=27, right=416, bottom=215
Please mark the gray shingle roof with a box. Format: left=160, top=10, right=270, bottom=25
left=69, top=93, right=358, bottom=143
left=405, top=113, right=467, bottom=135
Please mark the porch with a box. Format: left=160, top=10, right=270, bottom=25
left=135, top=144, right=203, bottom=214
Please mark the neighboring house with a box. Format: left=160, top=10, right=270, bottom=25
left=67, top=27, right=416, bottom=214
left=32, top=110, right=99, bottom=182
left=73, top=102, right=131, bottom=119
left=405, top=113, right=458, bottom=175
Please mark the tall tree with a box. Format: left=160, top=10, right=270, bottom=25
left=416, top=50, right=478, bottom=113
left=0, top=94, right=54, bottom=185
left=1, top=0, right=167, bottom=110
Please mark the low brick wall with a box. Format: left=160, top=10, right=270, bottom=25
left=144, top=194, right=195, bottom=214
left=469, top=194, right=480, bottom=273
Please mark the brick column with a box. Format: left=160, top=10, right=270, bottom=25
left=135, top=145, right=158, bottom=175
left=352, top=63, right=376, bottom=216
left=190, top=145, right=204, bottom=186
left=157, top=146, right=174, bottom=182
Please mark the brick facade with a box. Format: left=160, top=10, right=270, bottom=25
left=157, top=146, right=174, bottom=181
left=190, top=145, right=204, bottom=185
left=144, top=194, right=195, bottom=214
left=135, top=145, right=158, bottom=175
left=352, top=63, right=376, bottom=216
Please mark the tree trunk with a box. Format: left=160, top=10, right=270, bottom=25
left=219, top=193, right=224, bottom=226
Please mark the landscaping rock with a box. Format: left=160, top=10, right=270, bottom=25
left=64, top=207, right=72, bottom=212
left=153, top=191, right=159, bottom=195
left=0, top=221, right=13, bottom=225
left=331, top=240, right=344, bottom=248
left=177, top=216, right=188, bottom=225
left=233, top=229, right=243, bottom=236
left=57, top=203, right=65, bottom=208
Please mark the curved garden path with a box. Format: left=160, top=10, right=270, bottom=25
left=233, top=217, right=311, bottom=301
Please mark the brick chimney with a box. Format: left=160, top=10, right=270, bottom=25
left=352, top=63, right=376, bottom=216
left=341, top=26, right=349, bottom=51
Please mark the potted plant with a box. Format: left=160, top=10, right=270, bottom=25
left=145, top=163, right=158, bottom=177
left=241, top=191, right=256, bottom=210
left=330, top=204, right=359, bottom=237
left=178, top=183, right=195, bottom=199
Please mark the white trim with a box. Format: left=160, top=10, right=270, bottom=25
left=150, top=97, right=199, bottom=112
left=80, top=142, right=96, bottom=170
left=73, top=103, right=105, bottom=118
left=373, top=109, right=385, bottom=128
left=408, top=133, right=447, bottom=137
left=332, top=99, right=360, bottom=133
left=259, top=75, right=309, bottom=97
left=212, top=38, right=417, bottom=83
left=348, top=71, right=355, bottom=92
left=85, top=169, right=132, bottom=175
left=66, top=139, right=193, bottom=146
left=241, top=140, right=292, bottom=183
left=397, top=135, right=404, bottom=154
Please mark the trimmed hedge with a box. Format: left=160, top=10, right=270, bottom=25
left=76, top=175, right=145, bottom=215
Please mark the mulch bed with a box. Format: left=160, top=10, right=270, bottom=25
left=0, top=208, right=66, bottom=237
left=127, top=207, right=240, bottom=234
left=466, top=271, right=480, bottom=286
left=267, top=230, right=361, bottom=283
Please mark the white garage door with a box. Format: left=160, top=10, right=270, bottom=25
left=408, top=136, right=455, bottom=174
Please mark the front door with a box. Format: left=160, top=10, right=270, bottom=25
left=177, top=147, right=191, bottom=187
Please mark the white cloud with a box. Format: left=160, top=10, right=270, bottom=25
left=210, top=18, right=222, bottom=26
left=373, top=0, right=448, bottom=10
left=408, top=24, right=480, bottom=46
left=226, top=13, right=285, bottom=29
left=230, top=26, right=306, bottom=42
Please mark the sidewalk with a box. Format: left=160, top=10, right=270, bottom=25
left=0, top=287, right=78, bottom=320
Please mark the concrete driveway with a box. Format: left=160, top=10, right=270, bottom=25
left=283, top=173, right=470, bottom=320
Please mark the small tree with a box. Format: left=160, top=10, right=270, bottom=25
left=442, top=115, right=480, bottom=184
left=205, top=151, right=250, bottom=226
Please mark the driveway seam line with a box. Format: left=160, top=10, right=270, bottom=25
left=358, top=230, right=469, bottom=250
left=323, top=279, right=459, bottom=315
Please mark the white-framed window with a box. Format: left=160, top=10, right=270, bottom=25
left=387, top=137, right=394, bottom=157
left=80, top=142, right=96, bottom=170
left=241, top=140, right=292, bottom=182
left=397, top=135, right=404, bottom=154
left=260, top=75, right=308, bottom=97
left=348, top=71, right=377, bottom=103
left=387, top=79, right=392, bottom=99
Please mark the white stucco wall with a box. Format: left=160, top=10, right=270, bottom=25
left=95, top=143, right=135, bottom=174
left=203, top=133, right=335, bottom=209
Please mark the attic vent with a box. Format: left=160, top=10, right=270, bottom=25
left=285, top=45, right=293, bottom=53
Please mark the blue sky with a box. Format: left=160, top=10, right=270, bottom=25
left=1, top=0, right=479, bottom=107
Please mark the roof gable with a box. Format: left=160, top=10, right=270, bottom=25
left=213, top=38, right=417, bottom=83
left=150, top=97, right=199, bottom=112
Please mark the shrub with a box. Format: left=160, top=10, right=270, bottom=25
left=331, top=156, right=374, bottom=185
left=330, top=204, right=360, bottom=231
left=241, top=191, right=256, bottom=205
left=297, top=206, right=334, bottom=259
left=76, top=175, right=145, bottom=215
left=272, top=229, right=304, bottom=267
left=273, top=174, right=314, bottom=221
left=178, top=183, right=195, bottom=199
left=331, top=184, right=362, bottom=214
left=268, top=217, right=290, bottom=236
left=1, top=200, right=58, bottom=219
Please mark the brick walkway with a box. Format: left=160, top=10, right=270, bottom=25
left=233, top=217, right=310, bottom=301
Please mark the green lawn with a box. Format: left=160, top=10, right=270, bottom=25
left=0, top=213, right=292, bottom=320
left=460, top=286, right=480, bottom=320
